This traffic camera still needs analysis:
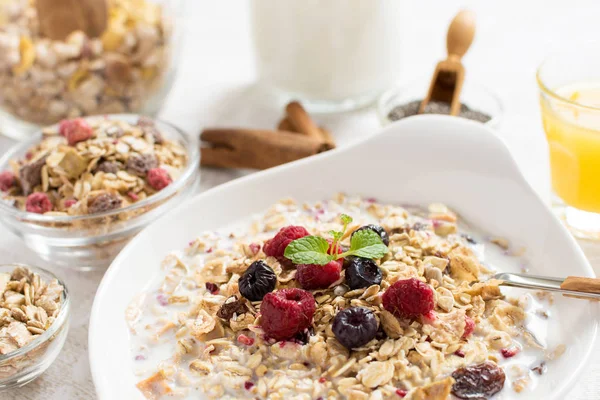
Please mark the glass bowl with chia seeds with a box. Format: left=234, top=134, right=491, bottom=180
left=377, top=80, right=503, bottom=128
left=0, top=264, right=69, bottom=390
left=0, top=114, right=200, bottom=270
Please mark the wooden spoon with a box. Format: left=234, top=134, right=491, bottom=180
left=36, top=0, right=108, bottom=41
left=419, top=10, right=476, bottom=116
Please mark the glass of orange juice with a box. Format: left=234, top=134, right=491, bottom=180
left=538, top=47, right=600, bottom=239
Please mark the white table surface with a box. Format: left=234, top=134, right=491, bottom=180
left=2, top=0, right=600, bottom=398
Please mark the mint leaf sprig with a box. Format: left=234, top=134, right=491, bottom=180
left=284, top=214, right=388, bottom=265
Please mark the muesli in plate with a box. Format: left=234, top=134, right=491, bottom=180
left=127, top=195, right=563, bottom=400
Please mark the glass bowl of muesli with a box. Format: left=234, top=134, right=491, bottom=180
left=0, top=114, right=200, bottom=269
left=0, top=264, right=70, bottom=390
left=0, top=0, right=186, bottom=140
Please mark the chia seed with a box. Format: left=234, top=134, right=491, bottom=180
left=387, top=100, right=491, bottom=123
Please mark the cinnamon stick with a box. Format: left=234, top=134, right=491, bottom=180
left=201, top=129, right=329, bottom=170
left=277, top=116, right=336, bottom=150
left=285, top=101, right=323, bottom=140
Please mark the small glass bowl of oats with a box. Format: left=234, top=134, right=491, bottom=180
left=0, top=0, right=185, bottom=140
left=0, top=264, right=70, bottom=390
left=0, top=114, right=200, bottom=269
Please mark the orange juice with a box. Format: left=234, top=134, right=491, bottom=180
left=541, top=83, right=600, bottom=213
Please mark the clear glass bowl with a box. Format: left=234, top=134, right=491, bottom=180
left=0, top=264, right=70, bottom=390
left=0, top=0, right=186, bottom=140
left=0, top=114, right=200, bottom=270
left=377, top=79, right=504, bottom=129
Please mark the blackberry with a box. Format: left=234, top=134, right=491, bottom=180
left=344, top=257, right=382, bottom=289
left=239, top=261, right=277, bottom=301
left=352, top=224, right=389, bottom=246
left=332, top=307, right=378, bottom=349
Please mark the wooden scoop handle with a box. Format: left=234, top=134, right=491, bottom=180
left=561, top=276, right=600, bottom=294
left=446, top=10, right=476, bottom=60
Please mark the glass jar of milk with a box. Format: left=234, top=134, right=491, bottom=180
left=250, top=0, right=403, bottom=112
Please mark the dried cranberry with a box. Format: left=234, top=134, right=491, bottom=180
left=25, top=192, right=53, bottom=214
left=244, top=381, right=254, bottom=391
left=205, top=282, right=219, bottom=294
left=395, top=389, right=407, bottom=398
left=87, top=192, right=122, bottom=214
left=64, top=199, right=77, bottom=208
left=126, top=154, right=158, bottom=176
left=451, top=362, right=506, bottom=400
left=501, top=347, right=519, bottom=358
left=19, top=155, right=48, bottom=195
left=216, top=296, right=248, bottom=320
left=237, top=334, right=255, bottom=346
left=147, top=168, right=172, bottom=191
left=463, top=315, right=475, bottom=338
left=454, top=349, right=466, bottom=358
left=0, top=171, right=15, bottom=192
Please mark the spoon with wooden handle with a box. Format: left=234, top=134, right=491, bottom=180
left=419, top=10, right=476, bottom=116
left=495, top=273, right=600, bottom=300
left=36, top=0, right=108, bottom=41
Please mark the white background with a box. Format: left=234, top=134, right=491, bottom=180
left=2, top=0, right=600, bottom=398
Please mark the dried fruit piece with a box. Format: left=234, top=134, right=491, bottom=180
left=19, top=155, right=48, bottom=195
left=94, top=160, right=122, bottom=174
left=12, top=36, right=35, bottom=76
left=216, top=296, right=248, bottom=320
left=344, top=256, right=383, bottom=289
left=127, top=153, right=158, bottom=176
left=58, top=148, right=87, bottom=179
left=0, top=171, right=15, bottom=192
left=147, top=168, right=172, bottom=191
left=332, top=307, right=378, bottom=349
left=451, top=362, right=506, bottom=400
left=238, top=260, right=277, bottom=301
left=87, top=192, right=122, bottom=214
left=25, top=192, right=53, bottom=214
left=59, top=118, right=94, bottom=146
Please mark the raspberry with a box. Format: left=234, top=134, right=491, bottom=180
left=260, top=288, right=315, bottom=341
left=0, top=171, right=15, bottom=192
left=382, top=278, right=435, bottom=319
left=147, top=168, right=172, bottom=191
left=296, top=259, right=342, bottom=290
left=25, top=192, right=53, bottom=214
left=59, top=118, right=93, bottom=146
left=463, top=315, right=475, bottom=338
left=263, top=226, right=310, bottom=259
